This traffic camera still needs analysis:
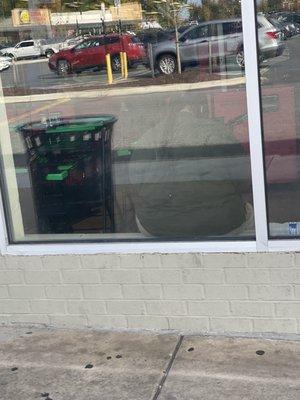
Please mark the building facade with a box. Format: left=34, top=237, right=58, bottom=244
left=0, top=0, right=299, bottom=336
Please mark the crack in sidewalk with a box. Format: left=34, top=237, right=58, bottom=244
left=151, top=335, right=184, bottom=400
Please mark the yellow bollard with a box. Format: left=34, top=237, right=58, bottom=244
left=123, top=52, right=128, bottom=79
left=106, top=53, right=113, bottom=85
left=120, top=52, right=125, bottom=78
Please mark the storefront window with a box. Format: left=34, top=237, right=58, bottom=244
left=0, top=1, right=255, bottom=243
left=256, top=2, right=300, bottom=238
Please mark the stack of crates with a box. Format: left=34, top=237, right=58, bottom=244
left=18, top=115, right=117, bottom=234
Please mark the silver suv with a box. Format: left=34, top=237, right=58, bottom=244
left=152, top=16, right=284, bottom=74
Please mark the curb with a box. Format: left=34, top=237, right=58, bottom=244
left=2, top=77, right=246, bottom=104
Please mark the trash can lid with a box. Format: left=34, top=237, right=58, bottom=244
left=18, top=115, right=117, bottom=135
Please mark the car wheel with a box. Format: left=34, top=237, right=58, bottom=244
left=236, top=48, right=245, bottom=69
left=57, top=59, right=70, bottom=76
left=7, top=53, right=15, bottom=60
left=158, top=54, right=176, bottom=75
left=111, top=55, right=121, bottom=72
left=45, top=49, right=54, bottom=58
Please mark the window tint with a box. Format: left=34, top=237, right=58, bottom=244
left=75, top=40, right=92, bottom=50
left=75, top=39, right=102, bottom=49
left=20, top=41, right=34, bottom=48
left=235, top=21, right=243, bottom=32
left=221, top=21, right=242, bottom=35
left=90, top=39, right=104, bottom=47
left=185, top=25, right=209, bottom=40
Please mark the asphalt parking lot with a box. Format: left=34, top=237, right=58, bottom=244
left=0, top=50, right=248, bottom=93
left=0, top=57, right=153, bottom=91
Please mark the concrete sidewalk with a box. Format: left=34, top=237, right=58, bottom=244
left=0, top=327, right=299, bottom=400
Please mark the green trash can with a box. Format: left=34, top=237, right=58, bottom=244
left=17, top=115, right=117, bottom=234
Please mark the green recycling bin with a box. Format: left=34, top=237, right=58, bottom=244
left=17, top=115, right=117, bottom=234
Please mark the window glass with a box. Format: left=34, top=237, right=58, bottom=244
left=235, top=21, right=243, bottom=33
left=256, top=5, right=300, bottom=238
left=20, top=41, right=34, bottom=47
left=75, top=40, right=93, bottom=50
left=222, top=22, right=236, bottom=35
left=185, top=25, right=209, bottom=40
left=0, top=0, right=254, bottom=243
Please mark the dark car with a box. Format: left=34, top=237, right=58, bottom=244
left=48, top=34, right=146, bottom=76
left=276, top=12, right=300, bottom=36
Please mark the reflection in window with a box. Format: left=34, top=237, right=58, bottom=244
left=0, top=0, right=256, bottom=242
left=256, top=2, right=300, bottom=238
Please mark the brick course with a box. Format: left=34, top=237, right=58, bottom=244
left=0, top=252, right=299, bottom=336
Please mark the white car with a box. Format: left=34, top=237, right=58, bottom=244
left=40, top=39, right=65, bottom=58
left=40, top=37, right=89, bottom=57
left=0, top=40, right=42, bottom=60
left=0, top=56, right=12, bottom=71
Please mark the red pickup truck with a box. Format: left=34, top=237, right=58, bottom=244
left=48, top=34, right=146, bottom=76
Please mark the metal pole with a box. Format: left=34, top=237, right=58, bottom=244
left=175, top=23, right=181, bottom=74
left=208, top=41, right=212, bottom=75
left=148, top=43, right=155, bottom=78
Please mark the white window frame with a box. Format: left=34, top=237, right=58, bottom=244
left=0, top=0, right=298, bottom=255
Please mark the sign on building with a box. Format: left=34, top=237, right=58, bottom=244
left=12, top=8, right=51, bottom=27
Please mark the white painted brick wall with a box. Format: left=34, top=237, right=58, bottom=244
left=100, top=269, right=140, bottom=284
left=67, top=300, right=106, bottom=315
left=0, top=253, right=299, bottom=337
left=107, top=300, right=145, bottom=315
left=25, top=271, right=61, bottom=284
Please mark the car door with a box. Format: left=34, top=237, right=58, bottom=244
left=13, top=42, right=25, bottom=58
left=211, top=21, right=242, bottom=60
left=71, top=39, right=94, bottom=69
left=16, top=41, right=39, bottom=58
left=179, top=25, right=210, bottom=65
left=105, top=36, right=122, bottom=56
left=87, top=38, right=106, bottom=67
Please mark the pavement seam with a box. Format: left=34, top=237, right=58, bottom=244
left=151, top=334, right=184, bottom=400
